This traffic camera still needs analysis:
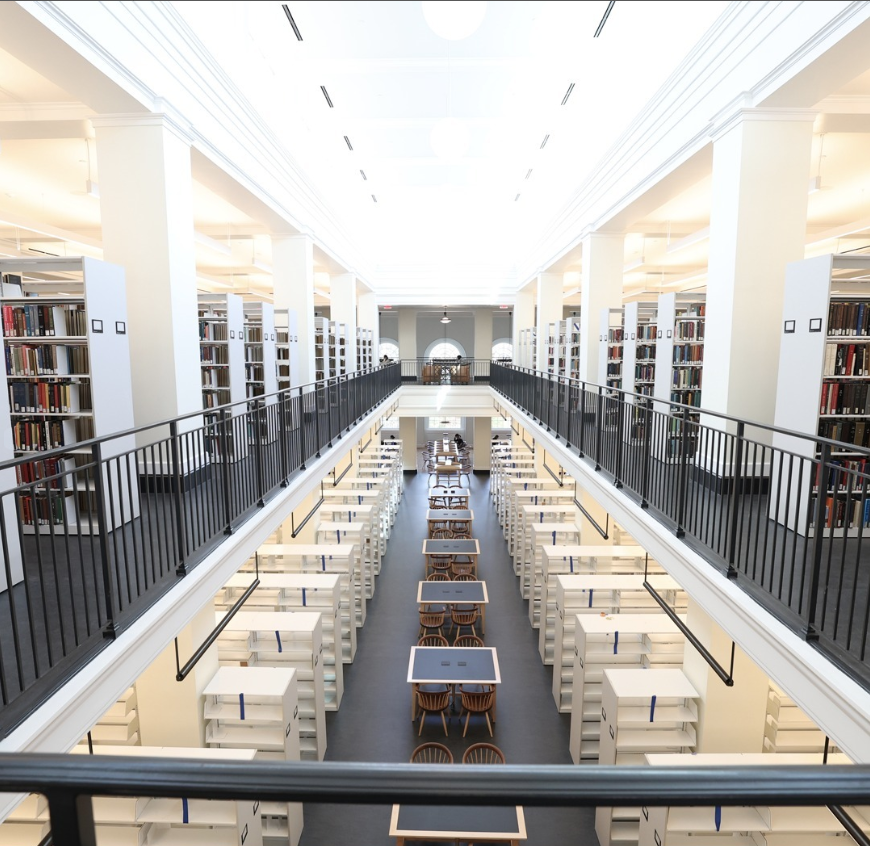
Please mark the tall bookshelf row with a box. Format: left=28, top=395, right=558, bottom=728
left=653, top=293, right=706, bottom=416
left=598, top=308, right=624, bottom=389
left=199, top=294, right=245, bottom=417
left=0, top=257, right=137, bottom=543
left=622, top=301, right=657, bottom=398
left=314, top=317, right=348, bottom=381
left=243, top=302, right=277, bottom=405
left=274, top=308, right=299, bottom=391
left=356, top=327, right=374, bottom=371
left=518, top=327, right=537, bottom=370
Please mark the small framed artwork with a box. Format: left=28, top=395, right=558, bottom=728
left=784, top=320, right=796, bottom=334
left=91, top=319, right=103, bottom=334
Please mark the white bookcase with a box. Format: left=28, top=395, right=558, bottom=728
left=314, top=315, right=328, bottom=382
left=356, top=326, right=374, bottom=371
left=564, top=317, right=582, bottom=380
left=198, top=293, right=245, bottom=414
left=314, top=522, right=370, bottom=616
left=215, top=610, right=326, bottom=762
left=654, top=292, right=706, bottom=414
left=0, top=257, right=138, bottom=536
left=552, top=574, right=688, bottom=714
left=318, top=508, right=379, bottom=596
left=539, top=545, right=663, bottom=668
left=545, top=321, right=560, bottom=375
left=623, top=301, right=657, bottom=399
left=598, top=308, right=624, bottom=389
left=78, top=685, right=140, bottom=747
left=639, top=752, right=855, bottom=846
left=217, top=573, right=344, bottom=710
left=771, top=254, right=870, bottom=536
left=524, top=524, right=582, bottom=623
left=243, top=302, right=277, bottom=404
left=518, top=327, right=537, bottom=370
left=274, top=308, right=299, bottom=392
left=569, top=614, right=686, bottom=764
left=595, top=668, right=700, bottom=846
left=764, top=681, right=837, bottom=753
left=253, top=543, right=362, bottom=652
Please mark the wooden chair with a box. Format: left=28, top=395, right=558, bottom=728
left=430, top=528, right=454, bottom=540
left=449, top=605, right=479, bottom=641
left=427, top=572, right=451, bottom=581
left=410, top=742, right=453, bottom=764
left=462, top=742, right=505, bottom=764
left=454, top=634, right=485, bottom=648
left=452, top=573, right=476, bottom=582
left=418, top=633, right=449, bottom=647
left=450, top=560, right=474, bottom=579
left=416, top=685, right=451, bottom=735
left=428, top=555, right=453, bottom=578
left=418, top=605, right=446, bottom=637
left=459, top=685, right=495, bottom=737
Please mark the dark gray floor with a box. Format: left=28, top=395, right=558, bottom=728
left=299, top=469, right=596, bottom=846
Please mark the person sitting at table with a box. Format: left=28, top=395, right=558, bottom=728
left=453, top=433, right=467, bottom=451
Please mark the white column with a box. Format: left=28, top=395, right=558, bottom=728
left=398, top=308, right=417, bottom=360
left=135, top=603, right=218, bottom=746
left=399, top=417, right=417, bottom=471
left=473, top=307, right=493, bottom=361
left=513, top=286, right=536, bottom=367
left=704, top=108, right=815, bottom=424
left=92, top=113, right=200, bottom=426
left=682, top=600, right=770, bottom=752
left=330, top=273, right=358, bottom=372
left=358, top=289, right=379, bottom=364
left=536, top=273, right=563, bottom=372
left=273, top=234, right=316, bottom=384
left=580, top=234, right=624, bottom=384
left=474, top=417, right=492, bottom=470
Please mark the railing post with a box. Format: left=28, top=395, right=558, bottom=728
left=168, top=420, right=188, bottom=576
left=806, top=441, right=831, bottom=642
left=613, top=392, right=625, bottom=488
left=219, top=408, right=234, bottom=534
left=675, top=407, right=692, bottom=538
left=298, top=387, right=308, bottom=469
left=554, top=378, right=562, bottom=440
left=279, top=392, right=291, bottom=486
left=326, top=379, right=334, bottom=448
left=640, top=398, right=652, bottom=508
left=726, top=420, right=745, bottom=578
left=90, top=441, right=118, bottom=638
left=594, top=386, right=604, bottom=471
left=254, top=399, right=266, bottom=507
left=46, top=790, right=98, bottom=846
left=565, top=381, right=574, bottom=449
left=578, top=383, right=586, bottom=458
left=545, top=373, right=552, bottom=431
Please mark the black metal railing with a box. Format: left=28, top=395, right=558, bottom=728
left=1, top=754, right=869, bottom=846
left=400, top=358, right=492, bottom=384
left=491, top=363, right=870, bottom=690
left=0, top=364, right=400, bottom=738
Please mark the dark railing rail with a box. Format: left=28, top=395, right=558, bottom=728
left=400, top=358, right=492, bottom=384
left=0, top=364, right=400, bottom=738
left=1, top=754, right=869, bottom=846
left=490, top=363, right=870, bottom=691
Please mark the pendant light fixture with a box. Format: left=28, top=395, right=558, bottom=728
left=440, top=310, right=451, bottom=324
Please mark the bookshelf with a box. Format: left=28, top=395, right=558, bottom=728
left=356, top=327, right=374, bottom=371
left=564, top=317, right=582, bottom=380
left=764, top=681, right=837, bottom=753
left=517, top=327, right=537, bottom=370
left=598, top=308, right=624, bottom=389
left=198, top=293, right=245, bottom=414
left=77, top=685, right=140, bottom=747
left=595, top=668, right=700, bottom=846
left=274, top=308, right=299, bottom=392
left=524, top=522, right=581, bottom=623
left=0, top=257, right=138, bottom=536
left=772, top=254, right=870, bottom=536
left=654, top=292, right=706, bottom=414
left=315, top=522, right=370, bottom=618
left=622, top=301, right=657, bottom=398
left=314, top=315, right=328, bottom=382
left=568, top=614, right=686, bottom=764
left=243, top=302, right=277, bottom=404
left=545, top=321, right=560, bottom=375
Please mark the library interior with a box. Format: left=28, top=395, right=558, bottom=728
left=3, top=2, right=870, bottom=845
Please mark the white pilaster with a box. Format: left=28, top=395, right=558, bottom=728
left=92, top=113, right=200, bottom=426
left=473, top=307, right=493, bottom=361
left=513, top=286, right=536, bottom=367
left=704, top=108, right=815, bottom=424
left=399, top=416, right=417, bottom=471
left=398, top=308, right=417, bottom=360
left=474, top=417, right=492, bottom=470
left=273, top=234, right=316, bottom=385
left=330, top=273, right=358, bottom=372
left=358, top=290, right=380, bottom=363
left=580, top=234, right=624, bottom=384
left=535, top=273, right=562, bottom=372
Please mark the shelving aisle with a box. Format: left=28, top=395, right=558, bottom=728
left=299, top=470, right=594, bottom=846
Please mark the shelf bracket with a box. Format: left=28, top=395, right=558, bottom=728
left=643, top=558, right=735, bottom=687
left=290, top=482, right=325, bottom=537
left=573, top=480, right=609, bottom=540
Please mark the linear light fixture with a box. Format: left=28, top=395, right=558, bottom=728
left=666, top=226, right=710, bottom=255
left=344, top=136, right=353, bottom=151
left=360, top=170, right=367, bottom=181
left=540, top=134, right=550, bottom=149
left=525, top=169, right=533, bottom=179
left=281, top=4, right=303, bottom=40
left=561, top=83, right=575, bottom=106
left=594, top=1, right=615, bottom=37
left=515, top=194, right=520, bottom=202
left=320, top=86, right=334, bottom=108
left=372, top=195, right=378, bottom=203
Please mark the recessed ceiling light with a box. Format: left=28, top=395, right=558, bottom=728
left=422, top=1, right=487, bottom=40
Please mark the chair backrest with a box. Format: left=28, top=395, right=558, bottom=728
left=427, top=573, right=451, bottom=581
left=431, top=528, right=454, bottom=539
left=462, top=743, right=505, bottom=764
left=419, top=606, right=446, bottom=624
left=417, top=686, right=451, bottom=710
left=452, top=573, right=476, bottom=582
left=460, top=685, right=495, bottom=711
left=451, top=605, right=479, bottom=623
left=410, top=742, right=454, bottom=764
left=418, top=634, right=449, bottom=647
left=453, top=634, right=485, bottom=648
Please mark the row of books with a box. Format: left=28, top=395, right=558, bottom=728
left=244, top=348, right=264, bottom=363
left=823, top=342, right=870, bottom=377
left=2, top=304, right=87, bottom=338
left=608, top=329, right=624, bottom=343
left=817, top=418, right=870, bottom=448
left=637, top=324, right=657, bottom=340
left=634, top=364, right=656, bottom=383
left=246, top=364, right=265, bottom=382
left=671, top=389, right=702, bottom=407
left=199, top=319, right=229, bottom=341
left=244, top=326, right=263, bottom=343
left=815, top=458, right=870, bottom=492
left=13, top=419, right=68, bottom=452
left=819, top=380, right=870, bottom=416
left=9, top=381, right=79, bottom=414
left=812, top=494, right=870, bottom=530
left=827, top=300, right=870, bottom=337
left=683, top=304, right=706, bottom=317
left=19, top=492, right=68, bottom=527
left=203, top=392, right=229, bottom=409
left=672, top=369, right=703, bottom=389
left=201, top=346, right=229, bottom=364
left=673, top=345, right=704, bottom=364
left=202, top=369, right=230, bottom=389
left=16, top=456, right=66, bottom=488
left=606, top=363, right=621, bottom=379
left=674, top=321, right=705, bottom=341
left=607, top=345, right=623, bottom=361
left=4, top=344, right=73, bottom=377
left=635, top=345, right=656, bottom=361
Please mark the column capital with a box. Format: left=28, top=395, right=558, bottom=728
left=709, top=93, right=817, bottom=142
left=90, top=101, right=193, bottom=146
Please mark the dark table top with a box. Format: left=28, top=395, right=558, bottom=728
left=417, top=581, right=487, bottom=604
left=407, top=646, right=499, bottom=683
left=391, top=804, right=525, bottom=838
left=426, top=509, right=472, bottom=520
left=422, top=538, right=480, bottom=555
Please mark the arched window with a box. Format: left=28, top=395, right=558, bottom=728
left=425, top=339, right=466, bottom=359
left=492, top=339, right=513, bottom=361
left=379, top=339, right=399, bottom=361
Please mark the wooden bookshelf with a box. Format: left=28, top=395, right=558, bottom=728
left=0, top=257, right=138, bottom=536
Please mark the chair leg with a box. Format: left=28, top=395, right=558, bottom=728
left=485, top=712, right=493, bottom=737
left=418, top=711, right=425, bottom=736
left=440, top=711, right=448, bottom=736
left=463, top=711, right=471, bottom=737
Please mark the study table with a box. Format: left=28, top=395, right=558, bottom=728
left=407, top=645, right=500, bottom=720
left=422, top=537, right=481, bottom=577
left=429, top=486, right=470, bottom=509
left=416, top=579, right=488, bottom=632
left=389, top=804, right=526, bottom=846
left=430, top=463, right=464, bottom=486
left=426, top=508, right=473, bottom=534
